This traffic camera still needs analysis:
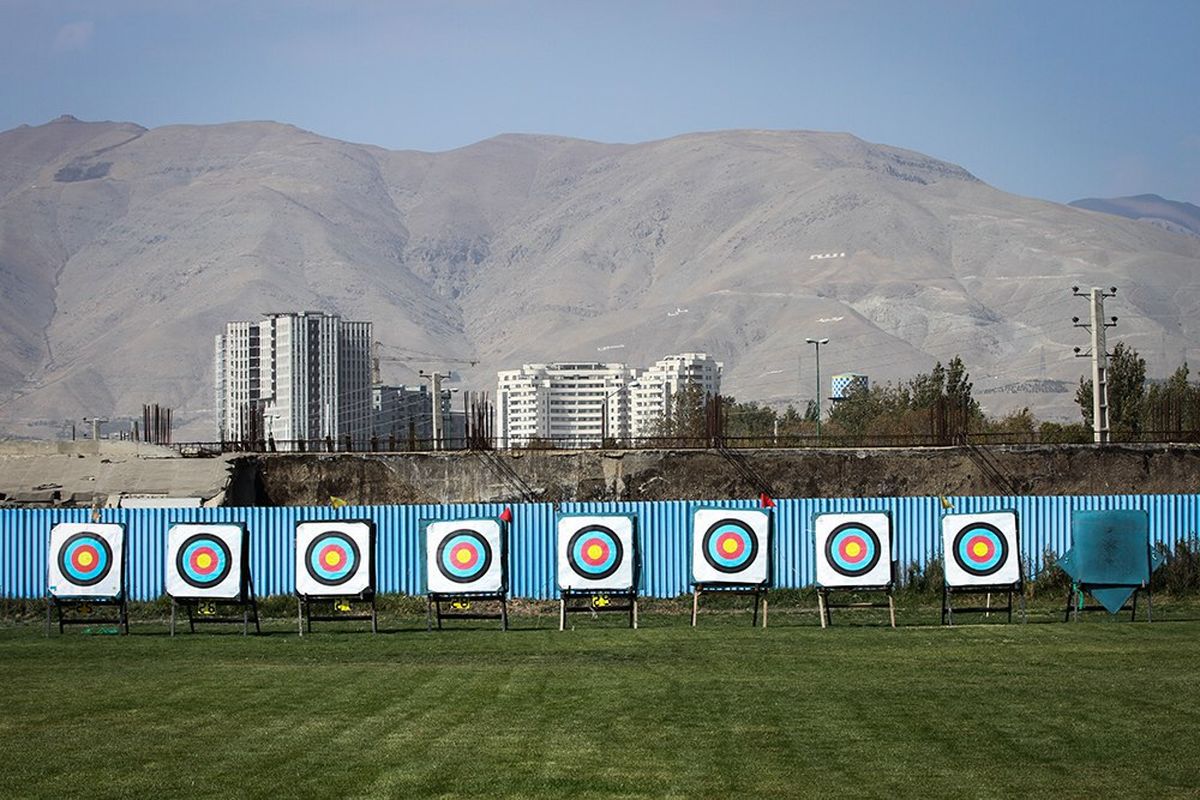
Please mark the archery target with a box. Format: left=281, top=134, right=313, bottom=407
left=166, top=523, right=245, bottom=600
left=425, top=519, right=505, bottom=594
left=942, top=512, right=1020, bottom=587
left=814, top=512, right=893, bottom=588
left=47, top=523, right=124, bottom=599
left=692, top=508, right=770, bottom=585
left=295, top=520, right=374, bottom=597
left=556, top=514, right=636, bottom=591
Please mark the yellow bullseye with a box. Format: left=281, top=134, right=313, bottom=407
left=586, top=543, right=604, bottom=560
left=324, top=551, right=342, bottom=567
left=845, top=541, right=862, bottom=558
left=196, top=553, right=213, bottom=569
left=77, top=551, right=94, bottom=567
left=455, top=548, right=473, bottom=565
left=972, top=541, right=990, bottom=558
left=721, top=538, right=739, bottom=554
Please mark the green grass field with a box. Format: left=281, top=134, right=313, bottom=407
left=3, top=603, right=1200, bottom=799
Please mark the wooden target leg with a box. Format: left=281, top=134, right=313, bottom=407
left=501, top=599, right=509, bottom=632
left=122, top=598, right=130, bottom=635
left=425, top=596, right=433, bottom=632
left=371, top=598, right=378, bottom=634
left=818, top=590, right=827, bottom=629
left=297, top=598, right=304, bottom=637
left=632, top=595, right=638, bottom=630
left=761, top=594, right=768, bottom=629
left=559, top=598, right=566, bottom=631
left=887, top=591, right=896, bottom=629
left=985, top=591, right=992, bottom=618
left=691, top=587, right=699, bottom=627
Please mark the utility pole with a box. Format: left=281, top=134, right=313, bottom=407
left=418, top=370, right=450, bottom=451
left=1072, top=286, right=1119, bottom=444
left=805, top=338, right=829, bottom=439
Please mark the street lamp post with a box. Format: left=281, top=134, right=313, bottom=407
left=805, top=338, right=829, bottom=439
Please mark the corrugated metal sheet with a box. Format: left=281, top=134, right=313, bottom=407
left=2, top=494, right=1197, bottom=601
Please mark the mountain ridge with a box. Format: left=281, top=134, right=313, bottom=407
left=0, top=116, right=1197, bottom=438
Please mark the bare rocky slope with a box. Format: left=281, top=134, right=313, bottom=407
left=1, top=115, right=1198, bottom=439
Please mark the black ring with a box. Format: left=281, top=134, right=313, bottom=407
left=567, top=525, right=623, bottom=580
left=436, top=529, right=493, bottom=584
left=702, top=519, right=759, bottom=574
left=824, top=522, right=882, bottom=577
left=951, top=522, right=1008, bottom=577
left=58, top=532, right=113, bottom=587
left=304, top=532, right=361, bottom=586
left=176, top=533, right=233, bottom=589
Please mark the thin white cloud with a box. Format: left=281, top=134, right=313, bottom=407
left=53, top=21, right=94, bottom=53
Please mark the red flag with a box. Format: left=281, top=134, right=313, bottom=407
left=759, top=493, right=776, bottom=508
left=499, top=507, right=513, bottom=523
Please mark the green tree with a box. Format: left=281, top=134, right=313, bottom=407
left=1076, top=342, right=1146, bottom=437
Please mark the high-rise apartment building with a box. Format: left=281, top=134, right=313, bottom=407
left=629, top=353, right=723, bottom=437
left=496, top=362, right=638, bottom=446
left=214, top=312, right=373, bottom=448
left=495, top=354, right=720, bottom=446
left=372, top=384, right=467, bottom=447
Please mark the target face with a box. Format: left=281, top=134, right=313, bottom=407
left=692, top=508, right=770, bottom=585
left=167, top=524, right=245, bottom=599
left=815, top=512, right=893, bottom=588
left=437, top=530, right=492, bottom=583
left=48, top=523, right=124, bottom=599
left=557, top=514, right=636, bottom=591
left=425, top=519, right=505, bottom=594
left=295, top=520, right=374, bottom=597
left=942, top=512, right=1020, bottom=587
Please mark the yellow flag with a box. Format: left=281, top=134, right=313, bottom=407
left=329, top=496, right=348, bottom=509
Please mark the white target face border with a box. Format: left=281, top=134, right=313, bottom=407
left=47, top=522, right=125, bottom=599
left=166, top=523, right=246, bottom=600
left=294, top=520, right=374, bottom=597
left=691, top=507, right=771, bottom=586
left=941, top=511, right=1021, bottom=588
left=556, top=514, right=637, bottom=592
left=814, top=512, right=894, bottom=588
left=424, top=518, right=505, bottom=594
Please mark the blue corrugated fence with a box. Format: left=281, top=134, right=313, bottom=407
left=2, top=494, right=1197, bottom=601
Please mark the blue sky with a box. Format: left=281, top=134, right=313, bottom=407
left=2, top=0, right=1197, bottom=203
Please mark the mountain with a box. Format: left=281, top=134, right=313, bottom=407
left=0, top=116, right=1198, bottom=439
left=1069, top=194, right=1200, bottom=238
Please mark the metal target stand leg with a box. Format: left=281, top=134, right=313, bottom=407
left=170, top=599, right=177, bottom=637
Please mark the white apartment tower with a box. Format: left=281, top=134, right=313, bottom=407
left=496, top=353, right=721, bottom=446
left=629, top=353, right=723, bottom=437
left=215, top=312, right=373, bottom=447
left=496, top=362, right=637, bottom=446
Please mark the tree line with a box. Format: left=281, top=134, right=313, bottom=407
left=651, top=347, right=1200, bottom=445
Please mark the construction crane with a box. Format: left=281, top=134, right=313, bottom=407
left=371, top=342, right=479, bottom=384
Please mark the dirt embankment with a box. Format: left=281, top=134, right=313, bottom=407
left=235, top=445, right=1200, bottom=506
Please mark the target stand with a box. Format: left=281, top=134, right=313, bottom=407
left=298, top=593, right=378, bottom=634
left=940, top=512, right=1026, bottom=626
left=427, top=592, right=508, bottom=631
left=47, top=595, right=129, bottom=636
left=167, top=523, right=260, bottom=635
left=559, top=589, right=638, bottom=630
left=171, top=582, right=261, bottom=636
left=942, top=583, right=1026, bottom=626
left=816, top=581, right=896, bottom=629
left=814, top=512, right=897, bottom=629
left=46, top=523, right=129, bottom=636
left=690, top=583, right=769, bottom=628
left=294, top=519, right=378, bottom=635
left=1064, top=583, right=1151, bottom=623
